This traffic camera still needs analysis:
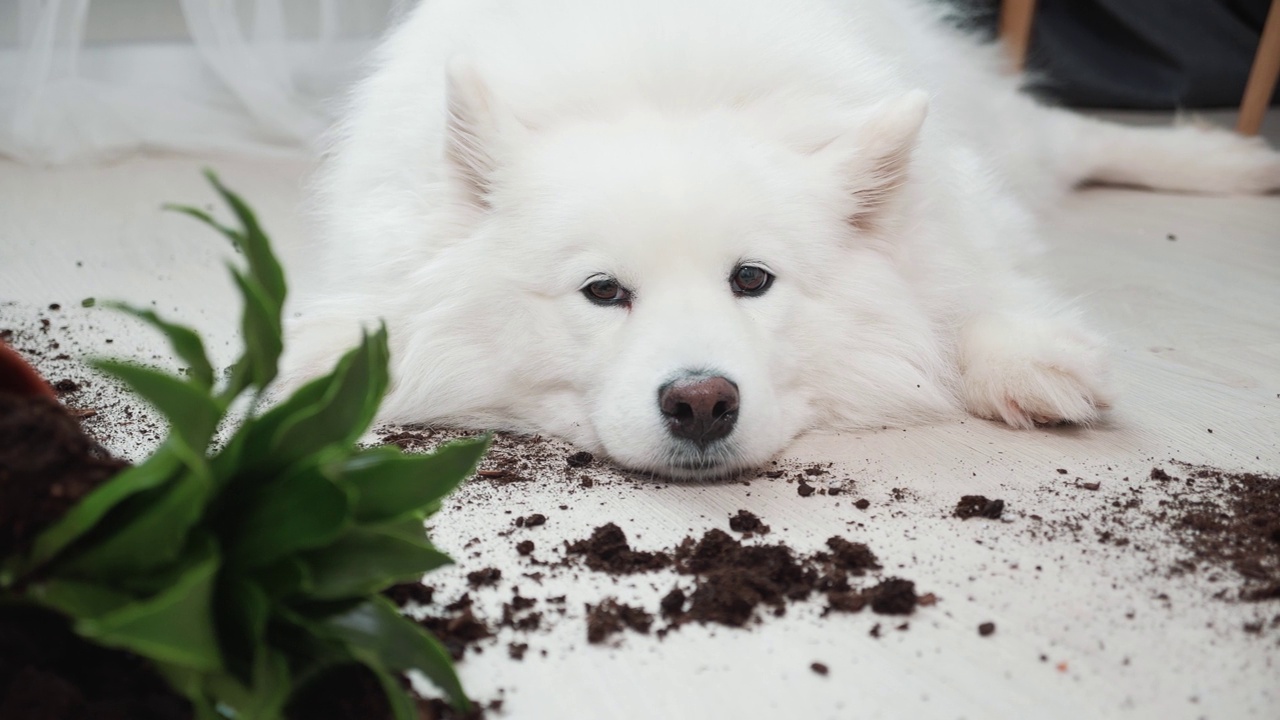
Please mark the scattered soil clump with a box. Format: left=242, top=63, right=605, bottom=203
left=565, top=522, right=671, bottom=573
left=672, top=529, right=815, bottom=627
left=728, top=509, right=770, bottom=534
left=466, top=567, right=502, bottom=588
left=562, top=521, right=927, bottom=637
left=865, top=578, right=918, bottom=615
left=586, top=598, right=653, bottom=643
left=954, top=495, right=1005, bottom=520
left=381, top=583, right=435, bottom=607
left=1149, top=464, right=1280, bottom=603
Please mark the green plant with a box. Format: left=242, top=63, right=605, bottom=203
left=0, top=171, right=485, bottom=719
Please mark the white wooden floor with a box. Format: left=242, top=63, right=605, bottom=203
left=2, top=112, right=1278, bottom=720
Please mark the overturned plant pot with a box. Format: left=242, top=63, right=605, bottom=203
left=0, top=341, right=188, bottom=719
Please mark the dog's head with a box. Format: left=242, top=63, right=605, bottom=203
left=402, top=64, right=944, bottom=479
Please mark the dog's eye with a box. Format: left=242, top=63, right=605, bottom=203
left=731, top=265, right=773, bottom=296
left=583, top=278, right=631, bottom=306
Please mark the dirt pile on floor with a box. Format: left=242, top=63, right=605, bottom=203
left=1149, top=464, right=1280, bottom=602
left=557, top=513, right=920, bottom=637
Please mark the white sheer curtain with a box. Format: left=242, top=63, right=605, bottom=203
left=0, top=0, right=407, bottom=165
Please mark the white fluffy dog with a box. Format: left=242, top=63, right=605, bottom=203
left=284, top=0, right=1280, bottom=478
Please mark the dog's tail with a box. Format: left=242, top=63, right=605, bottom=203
left=1044, top=108, right=1280, bottom=195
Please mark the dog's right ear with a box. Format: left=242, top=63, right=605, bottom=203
left=445, top=60, right=518, bottom=209
left=817, top=90, right=929, bottom=236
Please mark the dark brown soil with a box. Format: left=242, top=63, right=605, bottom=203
left=810, top=662, right=829, bottom=676
left=417, top=601, right=494, bottom=661
left=978, top=622, right=996, bottom=636
left=558, top=518, right=928, bottom=638
left=566, top=451, right=594, bottom=467
left=586, top=598, right=653, bottom=643
left=670, top=529, right=816, bottom=627
left=0, top=605, right=192, bottom=720
left=865, top=578, right=918, bottom=615
left=565, top=522, right=672, bottom=573
left=287, top=663, right=489, bottom=720
left=820, top=537, right=880, bottom=575
left=466, top=567, right=502, bottom=588
left=728, top=509, right=770, bottom=534
left=381, top=583, right=435, bottom=607
left=0, top=393, right=129, bottom=559
left=515, top=540, right=535, bottom=556
left=1149, top=464, right=1280, bottom=602
left=659, top=588, right=686, bottom=616
left=954, top=495, right=1005, bottom=520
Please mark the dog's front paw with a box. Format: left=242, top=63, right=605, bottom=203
left=960, top=317, right=1112, bottom=429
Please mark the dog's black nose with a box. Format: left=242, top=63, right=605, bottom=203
left=658, top=375, right=739, bottom=446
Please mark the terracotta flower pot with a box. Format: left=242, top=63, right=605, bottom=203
left=0, top=341, right=56, bottom=400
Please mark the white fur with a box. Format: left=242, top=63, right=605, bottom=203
left=283, top=0, right=1280, bottom=478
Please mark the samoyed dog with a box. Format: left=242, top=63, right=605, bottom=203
left=284, top=0, right=1280, bottom=479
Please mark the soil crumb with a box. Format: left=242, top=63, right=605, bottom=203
left=565, top=522, right=672, bottom=573
left=954, top=495, right=1005, bottom=520
left=728, top=509, right=770, bottom=534
left=466, top=567, right=502, bottom=588
left=865, top=578, right=918, bottom=615
left=382, top=583, right=435, bottom=607
left=586, top=598, right=653, bottom=643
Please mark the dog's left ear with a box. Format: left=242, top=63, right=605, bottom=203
left=820, top=90, right=929, bottom=234
left=444, top=59, right=526, bottom=209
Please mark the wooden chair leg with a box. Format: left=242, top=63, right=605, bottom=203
left=1238, top=0, right=1280, bottom=136
left=999, top=0, right=1038, bottom=72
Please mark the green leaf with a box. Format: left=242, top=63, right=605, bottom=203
left=228, top=461, right=351, bottom=567
left=205, top=647, right=292, bottom=720
left=317, top=597, right=470, bottom=712
left=107, top=303, right=215, bottom=390
left=215, top=576, right=270, bottom=685
left=268, top=325, right=388, bottom=470
left=78, top=540, right=223, bottom=672
left=92, top=360, right=222, bottom=460
left=30, top=578, right=137, bottom=619
left=248, top=557, right=313, bottom=599
left=56, top=469, right=213, bottom=580
left=204, top=170, right=287, bottom=309
left=217, top=325, right=388, bottom=484
left=364, top=662, right=418, bottom=720
left=26, top=447, right=183, bottom=570
left=297, top=526, right=452, bottom=601
left=227, top=268, right=283, bottom=396
left=157, top=647, right=292, bottom=720
left=215, top=369, right=328, bottom=480
left=344, top=436, right=490, bottom=523
left=81, top=297, right=95, bottom=307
